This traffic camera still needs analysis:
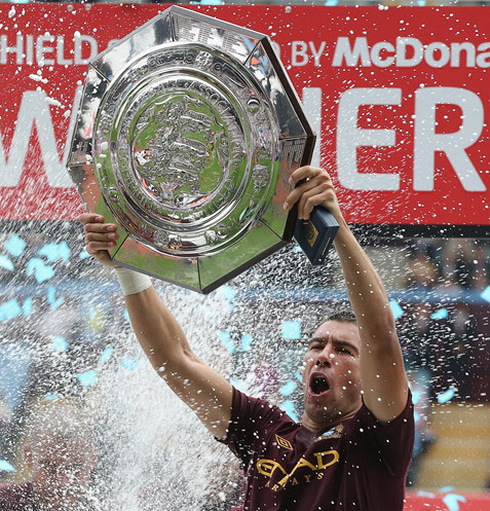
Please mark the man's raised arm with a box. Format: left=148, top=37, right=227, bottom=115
left=80, top=213, right=233, bottom=438
left=285, top=167, right=409, bottom=423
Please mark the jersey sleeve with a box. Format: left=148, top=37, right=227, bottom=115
left=216, top=387, right=287, bottom=470
left=355, top=391, right=415, bottom=478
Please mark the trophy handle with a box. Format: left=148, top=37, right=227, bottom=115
left=294, top=206, right=339, bottom=266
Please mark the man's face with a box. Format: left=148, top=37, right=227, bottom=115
left=302, top=320, right=362, bottom=428
left=27, top=437, right=96, bottom=510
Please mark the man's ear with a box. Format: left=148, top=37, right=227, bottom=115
left=24, top=444, right=33, bottom=469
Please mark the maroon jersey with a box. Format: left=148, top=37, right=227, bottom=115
left=0, top=482, right=37, bottom=511
left=219, top=388, right=414, bottom=511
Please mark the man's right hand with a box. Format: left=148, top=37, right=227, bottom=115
left=79, top=213, right=120, bottom=268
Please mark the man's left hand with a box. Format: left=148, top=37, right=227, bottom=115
left=283, top=166, right=343, bottom=222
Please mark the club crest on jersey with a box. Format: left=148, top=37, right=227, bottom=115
left=316, top=423, right=344, bottom=442
left=275, top=434, right=293, bottom=451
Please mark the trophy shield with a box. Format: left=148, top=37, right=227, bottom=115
left=67, top=6, right=315, bottom=293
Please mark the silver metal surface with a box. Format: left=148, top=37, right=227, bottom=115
left=67, top=6, right=315, bottom=293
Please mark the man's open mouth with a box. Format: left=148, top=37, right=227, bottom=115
left=309, top=374, right=331, bottom=396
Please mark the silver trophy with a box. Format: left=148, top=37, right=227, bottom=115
left=67, top=6, right=315, bottom=293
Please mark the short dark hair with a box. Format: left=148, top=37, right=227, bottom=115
left=324, top=309, right=357, bottom=324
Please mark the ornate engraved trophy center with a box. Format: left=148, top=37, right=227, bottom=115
left=132, top=91, right=236, bottom=213
left=67, top=6, right=315, bottom=293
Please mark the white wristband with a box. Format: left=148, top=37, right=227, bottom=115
left=114, top=267, right=152, bottom=296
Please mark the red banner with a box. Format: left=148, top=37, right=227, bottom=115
left=0, top=4, right=488, bottom=234
left=405, top=490, right=490, bottom=511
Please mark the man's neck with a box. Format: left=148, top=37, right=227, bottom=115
left=301, top=406, right=360, bottom=436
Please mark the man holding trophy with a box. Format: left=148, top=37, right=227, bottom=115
left=74, top=7, right=414, bottom=510
left=80, top=164, right=413, bottom=511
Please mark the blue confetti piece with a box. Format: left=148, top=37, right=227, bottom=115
left=194, top=0, right=222, bottom=5
left=437, top=388, right=455, bottom=404
left=218, top=330, right=235, bottom=354
left=279, top=381, right=297, bottom=396
left=414, top=411, right=420, bottom=423
left=79, top=249, right=91, bottom=260
left=389, top=300, right=404, bottom=320
left=52, top=336, right=68, bottom=353
left=44, top=393, right=61, bottom=402
left=481, top=286, right=490, bottom=303
left=230, top=379, right=247, bottom=392
left=430, top=308, right=448, bottom=320
left=124, top=309, right=130, bottom=322
left=5, top=234, right=26, bottom=257
left=442, top=494, right=466, bottom=511
left=22, top=298, right=33, bottom=317
left=0, top=460, right=16, bottom=472
left=26, top=258, right=55, bottom=283
left=282, top=320, right=301, bottom=340
left=325, top=0, right=338, bottom=5
left=121, top=356, right=138, bottom=371
left=77, top=370, right=98, bottom=387
left=221, top=285, right=236, bottom=303
left=0, top=255, right=14, bottom=271
left=440, top=486, right=455, bottom=493
left=241, top=333, right=253, bottom=351
left=38, top=241, right=71, bottom=263
left=279, top=400, right=298, bottom=422
left=47, top=287, right=64, bottom=310
left=294, top=245, right=303, bottom=253
left=99, top=346, right=114, bottom=363
left=295, top=372, right=303, bottom=383
left=0, top=299, right=22, bottom=321
left=412, top=390, right=421, bottom=405
left=417, top=491, right=436, bottom=498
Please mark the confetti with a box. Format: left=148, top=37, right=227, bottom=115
left=0, top=255, right=14, bottom=271
left=279, top=381, right=297, bottom=396
left=0, top=299, right=22, bottom=321
left=481, top=286, right=490, bottom=303
left=47, top=287, right=64, bottom=310
left=220, top=284, right=236, bottom=303
left=279, top=400, right=298, bottom=422
left=442, top=493, right=467, bottom=511
left=0, top=460, right=15, bottom=472
left=440, top=486, right=455, bottom=493
left=230, top=379, right=248, bottom=393
left=416, top=491, right=436, bottom=498
left=77, top=370, right=98, bottom=387
left=430, top=308, right=448, bottom=320
left=99, top=346, right=114, bottom=363
left=22, top=298, right=33, bottom=316
left=29, top=73, right=48, bottom=84
left=26, top=258, right=55, bottom=283
left=121, top=356, right=138, bottom=371
left=5, top=234, right=26, bottom=257
left=412, top=390, right=421, bottom=405
left=389, top=300, right=404, bottom=320
left=52, top=336, right=68, bottom=353
left=79, top=249, right=91, bottom=260
left=45, top=97, right=63, bottom=107
left=218, top=330, right=235, bottom=354
left=39, top=241, right=71, bottom=262
left=282, top=320, right=301, bottom=340
left=241, top=333, right=253, bottom=351
left=437, top=388, right=455, bottom=404
left=44, top=394, right=61, bottom=402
